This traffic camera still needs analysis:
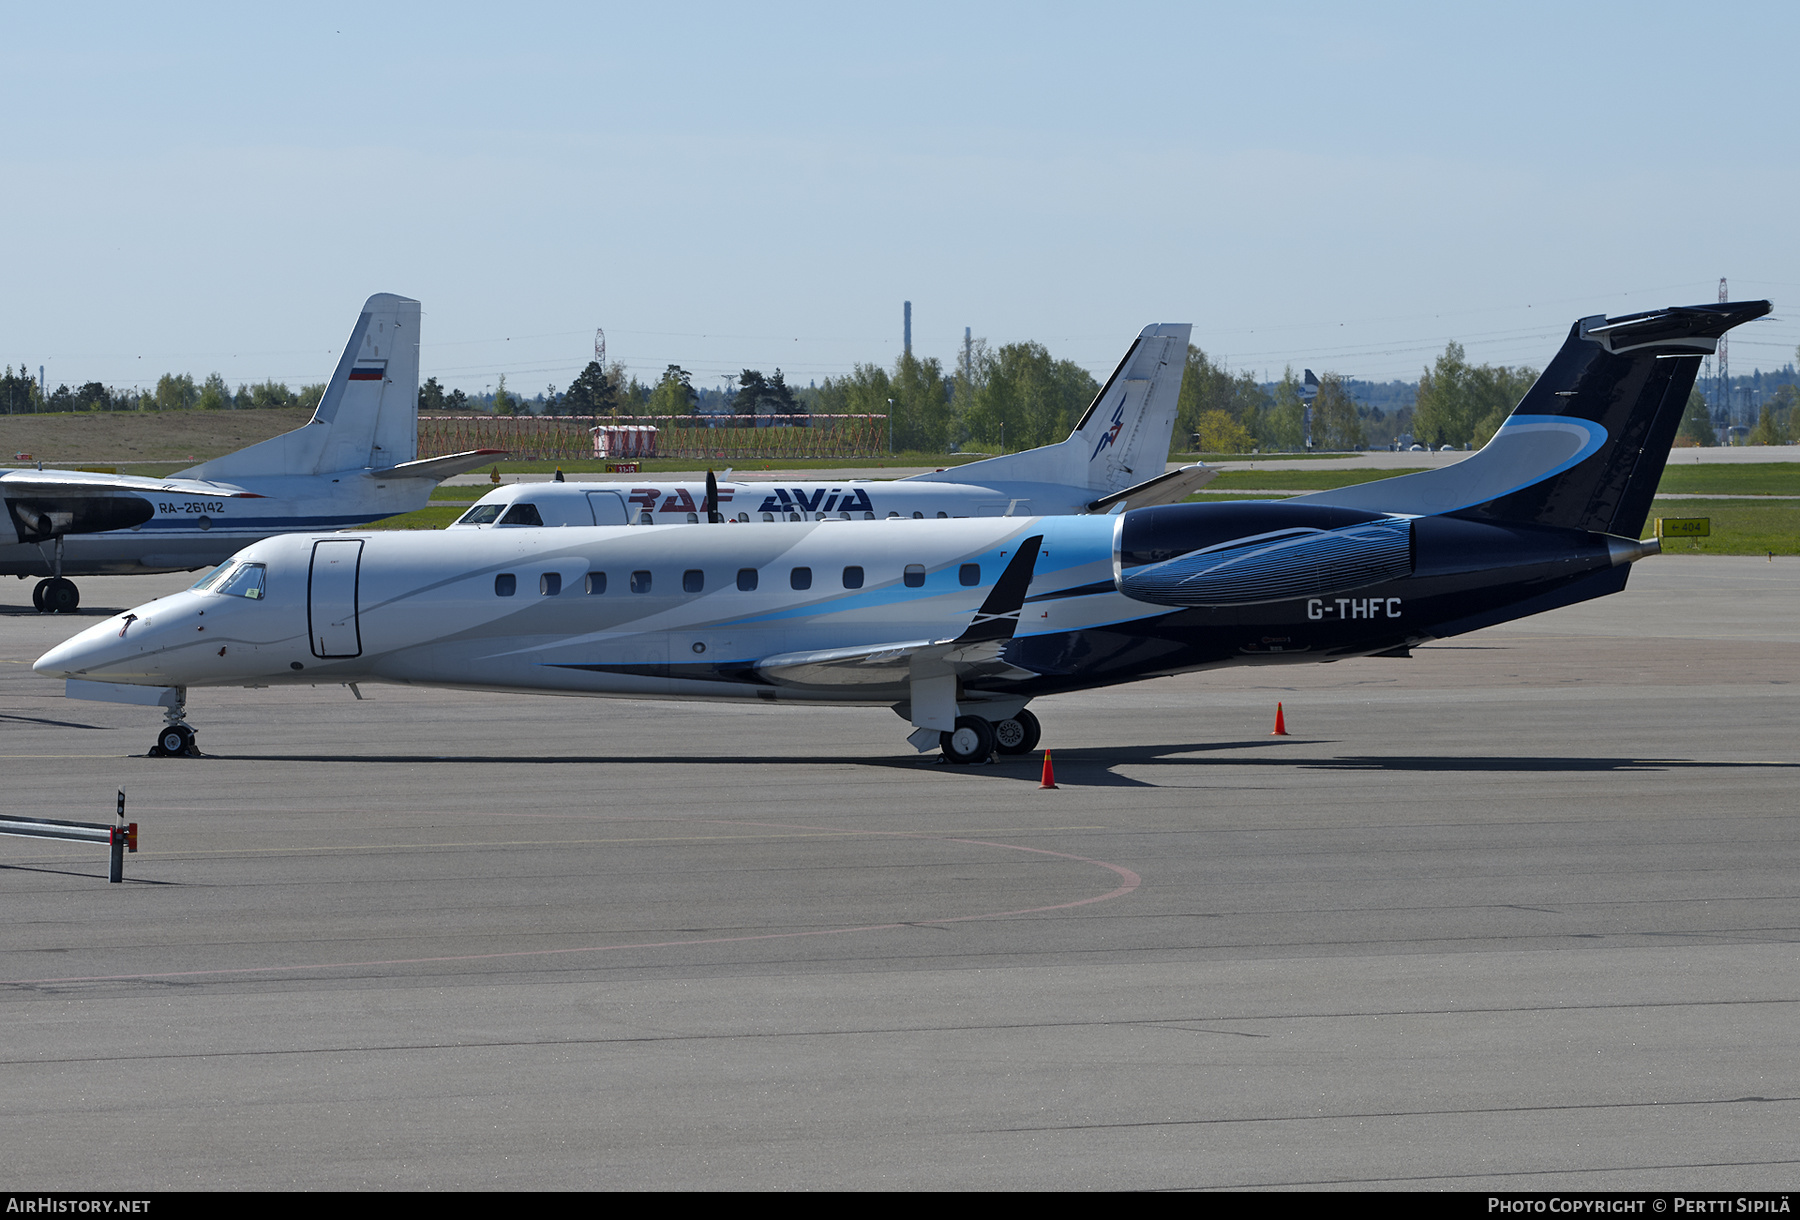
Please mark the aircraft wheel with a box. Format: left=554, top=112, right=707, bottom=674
left=153, top=724, right=196, bottom=758
left=32, top=579, right=50, bottom=611
left=993, top=709, right=1041, bottom=755
left=940, top=716, right=995, bottom=765
left=43, top=578, right=79, bottom=614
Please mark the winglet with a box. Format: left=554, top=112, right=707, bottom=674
left=954, top=535, right=1044, bottom=645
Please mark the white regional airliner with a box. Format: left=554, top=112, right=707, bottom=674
left=1, top=293, right=497, bottom=613
left=37, top=302, right=1765, bottom=764
left=449, top=323, right=1210, bottom=529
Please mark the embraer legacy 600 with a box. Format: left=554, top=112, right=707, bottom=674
left=36, top=301, right=1769, bottom=762
left=449, top=322, right=1209, bottom=529
left=1, top=293, right=498, bottom=613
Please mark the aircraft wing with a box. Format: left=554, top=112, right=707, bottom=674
left=753, top=534, right=1046, bottom=689
left=1084, top=463, right=1217, bottom=513
left=371, top=449, right=509, bottom=480
left=1, top=473, right=189, bottom=544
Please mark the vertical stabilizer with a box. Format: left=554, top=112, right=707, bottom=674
left=1291, top=301, right=1771, bottom=537
left=177, top=294, right=422, bottom=480
left=905, top=323, right=1191, bottom=495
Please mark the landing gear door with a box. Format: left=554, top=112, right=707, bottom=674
left=309, top=539, right=364, bottom=658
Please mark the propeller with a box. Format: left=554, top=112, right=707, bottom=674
left=705, top=469, right=722, bottom=523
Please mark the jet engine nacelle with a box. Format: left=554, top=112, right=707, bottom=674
left=1115, top=501, right=1413, bottom=608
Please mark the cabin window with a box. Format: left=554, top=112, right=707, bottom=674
left=500, top=503, right=544, bottom=526
left=685, top=512, right=699, bottom=524
left=631, top=570, right=652, bottom=593
left=495, top=573, right=517, bottom=597
left=936, top=512, right=948, bottom=519
left=585, top=572, right=606, bottom=595
left=842, top=566, right=864, bottom=589
left=790, top=567, right=812, bottom=590
left=913, top=512, right=924, bottom=520
left=683, top=569, right=704, bottom=593
left=737, top=568, right=758, bottom=591
left=760, top=512, right=775, bottom=522
left=959, top=563, right=980, bottom=587
left=540, top=573, right=561, bottom=596
left=903, top=564, right=926, bottom=588
left=457, top=504, right=503, bottom=525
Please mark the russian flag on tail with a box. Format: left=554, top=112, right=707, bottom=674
left=349, top=361, right=386, bottom=382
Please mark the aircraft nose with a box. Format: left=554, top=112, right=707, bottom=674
left=34, top=615, right=141, bottom=679
left=34, top=633, right=94, bottom=678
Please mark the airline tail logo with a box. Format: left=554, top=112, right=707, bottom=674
left=1090, top=401, right=1125, bottom=461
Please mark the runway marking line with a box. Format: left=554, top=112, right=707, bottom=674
left=0, top=821, right=1142, bottom=987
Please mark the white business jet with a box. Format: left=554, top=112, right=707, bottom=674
left=1, top=293, right=498, bottom=612
left=31, top=300, right=1769, bottom=763
left=449, top=324, right=1211, bottom=529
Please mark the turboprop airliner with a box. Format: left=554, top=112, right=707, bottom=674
left=35, top=300, right=1770, bottom=762
left=449, top=323, right=1210, bottom=529
left=1, top=293, right=497, bottom=613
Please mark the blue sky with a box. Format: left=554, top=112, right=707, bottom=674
left=5, top=2, right=1796, bottom=396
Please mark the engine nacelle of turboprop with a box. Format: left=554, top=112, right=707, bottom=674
left=1114, top=501, right=1412, bottom=608
left=3, top=493, right=156, bottom=545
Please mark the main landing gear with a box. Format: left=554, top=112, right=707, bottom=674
left=32, top=577, right=80, bottom=614
left=31, top=537, right=79, bottom=613
left=939, top=709, right=1041, bottom=765
left=147, top=691, right=200, bottom=758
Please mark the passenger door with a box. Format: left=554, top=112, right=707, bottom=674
left=308, top=538, right=364, bottom=658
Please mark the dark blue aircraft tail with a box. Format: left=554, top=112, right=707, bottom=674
left=1292, top=300, right=1771, bottom=539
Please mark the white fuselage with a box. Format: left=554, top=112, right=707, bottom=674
left=0, top=468, right=435, bottom=578
left=34, top=517, right=1139, bottom=707
left=449, top=476, right=1100, bottom=529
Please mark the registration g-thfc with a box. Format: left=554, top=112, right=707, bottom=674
left=36, top=301, right=1770, bottom=763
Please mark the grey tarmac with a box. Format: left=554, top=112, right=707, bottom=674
left=0, top=558, right=1796, bottom=1191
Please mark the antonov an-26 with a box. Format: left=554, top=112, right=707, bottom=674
left=35, top=300, right=1769, bottom=764
left=1, top=293, right=497, bottom=613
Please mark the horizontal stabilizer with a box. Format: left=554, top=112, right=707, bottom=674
left=1085, top=464, right=1216, bottom=513
left=371, top=449, right=509, bottom=480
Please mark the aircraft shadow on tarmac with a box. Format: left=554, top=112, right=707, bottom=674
left=197, top=739, right=1800, bottom=788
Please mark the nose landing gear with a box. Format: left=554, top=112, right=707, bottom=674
left=146, top=692, right=201, bottom=758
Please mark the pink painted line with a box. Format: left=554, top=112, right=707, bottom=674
left=1, top=829, right=1141, bottom=987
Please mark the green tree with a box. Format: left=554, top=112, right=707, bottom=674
left=890, top=351, right=950, bottom=452
left=1310, top=373, right=1365, bottom=451
left=1175, top=347, right=1273, bottom=453
left=962, top=342, right=1098, bottom=452
left=1748, top=386, right=1797, bottom=446
left=1677, top=387, right=1717, bottom=447
left=649, top=365, right=698, bottom=415
left=563, top=360, right=617, bottom=417
left=492, top=374, right=513, bottom=416
left=152, top=372, right=198, bottom=411
left=197, top=372, right=230, bottom=411
left=419, top=376, right=446, bottom=413
left=1191, top=409, right=1255, bottom=454
left=1413, top=341, right=1536, bottom=448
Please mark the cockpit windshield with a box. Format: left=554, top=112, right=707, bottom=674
left=217, top=562, right=267, bottom=599
left=192, top=561, right=267, bottom=599
left=190, top=563, right=234, bottom=591
left=457, top=504, right=504, bottom=525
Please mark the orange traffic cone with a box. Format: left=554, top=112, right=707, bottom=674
left=1271, top=702, right=1290, bottom=736
left=1039, top=750, right=1058, bottom=789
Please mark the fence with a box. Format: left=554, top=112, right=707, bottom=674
left=418, top=414, right=889, bottom=463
